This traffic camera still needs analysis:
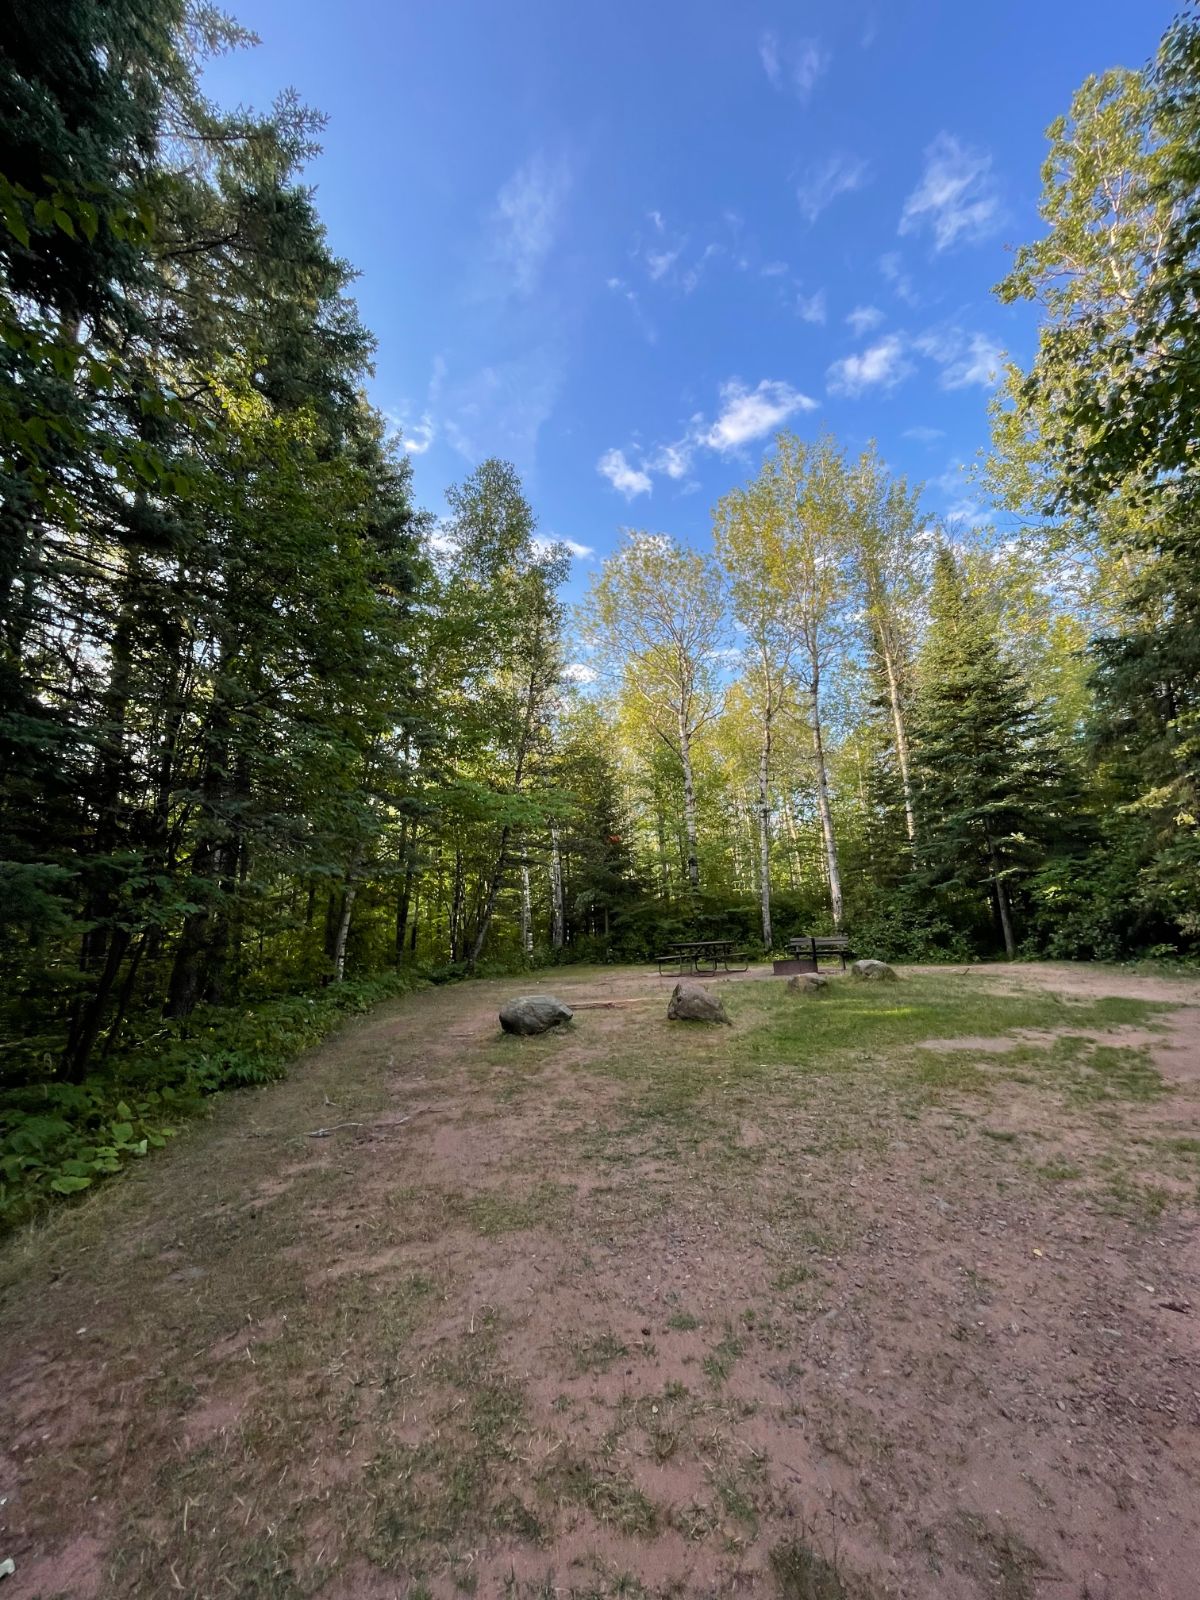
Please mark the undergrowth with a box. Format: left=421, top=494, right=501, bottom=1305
left=0, top=971, right=420, bottom=1230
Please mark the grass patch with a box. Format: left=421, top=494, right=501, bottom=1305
left=703, top=1326, right=744, bottom=1385
left=574, top=977, right=1169, bottom=1142
left=539, top=1451, right=660, bottom=1536
left=771, top=1535, right=861, bottom=1599
left=562, top=1329, right=629, bottom=1374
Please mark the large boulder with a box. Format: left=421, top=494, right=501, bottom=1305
left=787, top=973, right=830, bottom=995
left=498, top=994, right=574, bottom=1036
left=851, top=959, right=897, bottom=983
left=667, top=980, right=731, bottom=1024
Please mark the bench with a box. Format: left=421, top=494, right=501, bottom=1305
left=786, top=935, right=851, bottom=972
left=655, top=952, right=688, bottom=976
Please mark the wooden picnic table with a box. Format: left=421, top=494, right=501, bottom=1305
left=667, top=939, right=746, bottom=974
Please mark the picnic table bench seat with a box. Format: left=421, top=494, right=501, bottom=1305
left=785, top=934, right=852, bottom=972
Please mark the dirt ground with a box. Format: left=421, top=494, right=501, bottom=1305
left=1, top=961, right=1198, bottom=1600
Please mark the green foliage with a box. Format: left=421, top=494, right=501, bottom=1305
left=0, top=972, right=417, bottom=1229
left=911, top=547, right=1077, bottom=956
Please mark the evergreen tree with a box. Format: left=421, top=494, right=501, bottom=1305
left=912, top=548, right=1070, bottom=958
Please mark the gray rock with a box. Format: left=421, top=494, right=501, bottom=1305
left=498, top=994, right=574, bottom=1035
left=667, top=980, right=731, bottom=1024
left=851, top=959, right=897, bottom=983
left=787, top=973, right=831, bottom=994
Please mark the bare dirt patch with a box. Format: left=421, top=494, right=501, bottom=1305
left=0, top=961, right=1198, bottom=1598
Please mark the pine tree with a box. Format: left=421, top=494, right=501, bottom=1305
left=912, top=548, right=1069, bottom=958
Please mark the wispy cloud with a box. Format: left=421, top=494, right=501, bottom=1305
left=385, top=409, right=435, bottom=456
left=915, top=326, right=1005, bottom=388
left=845, top=304, right=884, bottom=336
left=827, top=334, right=912, bottom=397
left=759, top=31, right=781, bottom=86
left=899, top=133, right=1001, bottom=251
left=903, top=424, right=946, bottom=444
left=797, top=153, right=869, bottom=223
left=401, top=414, right=435, bottom=455
left=596, top=377, right=817, bottom=499
left=632, top=210, right=722, bottom=296
left=441, top=352, right=563, bottom=471
left=536, top=535, right=593, bottom=560
left=796, top=288, right=827, bottom=325
left=879, top=251, right=919, bottom=307
left=702, top=378, right=818, bottom=451
left=606, top=275, right=657, bottom=343
left=491, top=152, right=571, bottom=294
left=653, top=441, right=693, bottom=480
left=760, top=30, right=830, bottom=100
left=597, top=448, right=652, bottom=499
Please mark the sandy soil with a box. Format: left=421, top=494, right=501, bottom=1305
left=0, top=961, right=1198, bottom=1599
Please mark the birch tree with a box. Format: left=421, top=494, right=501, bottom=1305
left=583, top=533, right=726, bottom=893
left=849, top=446, right=925, bottom=848
left=757, top=433, right=853, bottom=930
left=713, top=467, right=808, bottom=946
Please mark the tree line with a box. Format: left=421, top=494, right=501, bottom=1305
left=2, top=0, right=1198, bottom=1119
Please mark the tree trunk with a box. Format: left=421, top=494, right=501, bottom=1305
left=757, top=718, right=773, bottom=948
left=988, top=840, right=1017, bottom=958
left=881, top=647, right=917, bottom=846
left=678, top=715, right=700, bottom=891
left=520, top=862, right=533, bottom=955
left=449, top=848, right=465, bottom=962
left=469, top=824, right=511, bottom=966
left=549, top=826, right=565, bottom=949
left=810, top=682, right=844, bottom=930
left=332, top=878, right=357, bottom=982
left=395, top=820, right=414, bottom=961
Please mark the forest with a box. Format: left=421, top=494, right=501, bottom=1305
left=1, top=3, right=1198, bottom=1213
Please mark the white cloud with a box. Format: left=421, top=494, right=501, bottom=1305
left=915, top=327, right=1005, bottom=389
left=702, top=378, right=817, bottom=451
left=563, top=662, right=598, bottom=685
left=944, top=499, right=993, bottom=530
left=899, top=133, right=1001, bottom=252
left=791, top=39, right=829, bottom=99
left=646, top=246, right=681, bottom=282
left=491, top=152, right=571, bottom=294
left=797, top=154, right=869, bottom=223
left=760, top=31, right=829, bottom=99
left=536, top=535, right=593, bottom=560
left=597, top=448, right=652, bottom=499
left=903, top=424, right=945, bottom=444
left=827, top=334, right=912, bottom=397
left=595, top=377, right=818, bottom=499
left=761, top=260, right=789, bottom=278
left=653, top=440, right=694, bottom=480
left=845, top=304, right=884, bottom=336
left=681, top=242, right=721, bottom=295
left=606, top=275, right=657, bottom=343
left=933, top=463, right=968, bottom=495
left=759, top=30, right=781, bottom=86
left=403, top=415, right=435, bottom=455
left=384, top=409, right=435, bottom=456
left=796, top=288, right=827, bottom=325
left=879, top=251, right=919, bottom=307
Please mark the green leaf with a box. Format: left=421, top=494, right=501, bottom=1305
left=50, top=1174, right=93, bottom=1194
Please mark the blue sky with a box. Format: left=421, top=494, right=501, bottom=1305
left=204, top=1, right=1174, bottom=592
